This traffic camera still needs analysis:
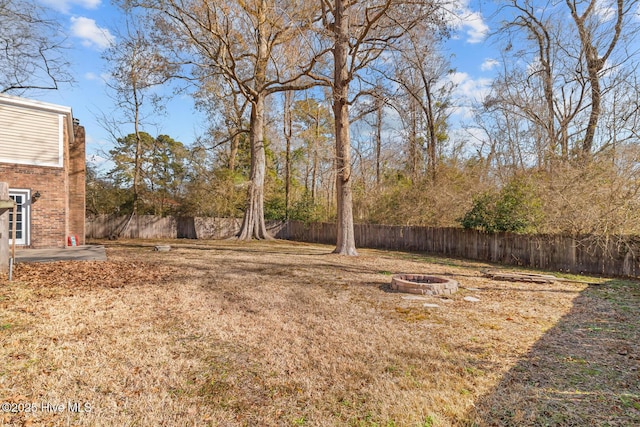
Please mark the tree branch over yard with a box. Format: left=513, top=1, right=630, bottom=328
left=0, top=0, right=73, bottom=94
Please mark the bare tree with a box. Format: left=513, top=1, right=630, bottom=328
left=102, top=17, right=175, bottom=216
left=501, top=1, right=563, bottom=164
left=350, top=84, right=393, bottom=187
left=388, top=29, right=454, bottom=181
left=318, top=0, right=447, bottom=255
left=0, top=0, right=73, bottom=94
left=283, top=90, right=294, bottom=219
left=292, top=95, right=334, bottom=203
left=565, top=0, right=635, bottom=155
left=127, top=0, right=320, bottom=240
left=489, top=0, right=638, bottom=166
left=487, top=2, right=578, bottom=168
left=392, top=95, right=424, bottom=180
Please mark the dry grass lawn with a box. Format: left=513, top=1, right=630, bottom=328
left=1, top=239, right=638, bottom=426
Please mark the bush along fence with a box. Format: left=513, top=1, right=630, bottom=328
left=86, top=215, right=640, bottom=278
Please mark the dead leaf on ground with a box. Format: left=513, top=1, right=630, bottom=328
left=5, top=261, right=176, bottom=291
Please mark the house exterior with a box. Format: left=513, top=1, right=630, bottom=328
left=0, top=94, right=85, bottom=248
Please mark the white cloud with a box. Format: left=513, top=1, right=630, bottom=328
left=454, top=73, right=492, bottom=99
left=462, top=11, right=490, bottom=44
left=70, top=16, right=114, bottom=50
left=481, top=58, right=499, bottom=72
left=445, top=1, right=490, bottom=44
left=40, top=0, right=101, bottom=14
left=448, top=71, right=492, bottom=118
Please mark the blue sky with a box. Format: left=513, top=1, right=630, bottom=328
left=31, top=0, right=502, bottom=167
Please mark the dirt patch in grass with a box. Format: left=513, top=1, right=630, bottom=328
left=1, top=239, right=638, bottom=426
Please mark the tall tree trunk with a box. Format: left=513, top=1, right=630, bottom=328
left=583, top=62, right=602, bottom=155
left=332, top=0, right=357, bottom=256
left=541, top=43, right=556, bottom=167
left=236, top=0, right=271, bottom=240
left=132, top=84, right=142, bottom=217
left=375, top=102, right=382, bottom=185
left=311, top=140, right=318, bottom=202
left=561, top=124, right=569, bottom=160
left=312, top=106, right=320, bottom=202
left=424, top=85, right=437, bottom=182
left=566, top=0, right=624, bottom=157
left=284, top=91, right=293, bottom=219
left=237, top=92, right=270, bottom=240
left=408, top=99, right=419, bottom=180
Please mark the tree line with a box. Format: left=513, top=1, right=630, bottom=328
left=5, top=0, right=640, bottom=255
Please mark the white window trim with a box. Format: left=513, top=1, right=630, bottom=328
left=8, top=189, right=30, bottom=246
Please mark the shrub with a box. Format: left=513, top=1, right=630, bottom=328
left=459, top=178, right=542, bottom=233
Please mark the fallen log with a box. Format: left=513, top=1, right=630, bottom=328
left=482, top=270, right=558, bottom=284
left=482, top=270, right=601, bottom=285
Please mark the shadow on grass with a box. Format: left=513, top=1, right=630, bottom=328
left=464, top=279, right=640, bottom=426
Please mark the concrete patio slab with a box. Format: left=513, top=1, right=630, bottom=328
left=14, top=245, right=107, bottom=263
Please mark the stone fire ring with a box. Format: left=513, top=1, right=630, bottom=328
left=391, top=274, right=458, bottom=296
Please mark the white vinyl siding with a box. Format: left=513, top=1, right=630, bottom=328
left=0, top=103, right=64, bottom=168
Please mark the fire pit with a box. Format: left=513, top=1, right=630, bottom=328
left=391, top=274, right=458, bottom=296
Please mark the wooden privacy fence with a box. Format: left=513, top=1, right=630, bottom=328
left=86, top=215, right=283, bottom=240
left=86, top=215, right=640, bottom=278
left=281, top=221, right=640, bottom=278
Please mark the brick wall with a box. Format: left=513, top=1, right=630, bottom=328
left=0, top=122, right=86, bottom=249
left=0, top=164, right=66, bottom=248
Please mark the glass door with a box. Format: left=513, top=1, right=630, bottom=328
left=9, top=189, right=30, bottom=246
